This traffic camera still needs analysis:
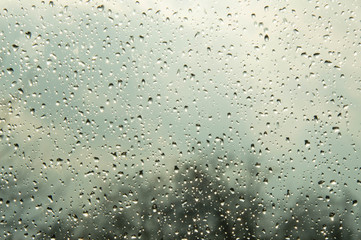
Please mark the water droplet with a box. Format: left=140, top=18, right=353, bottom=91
left=264, top=34, right=269, bottom=42
left=97, top=5, right=104, bottom=11
left=25, top=31, right=32, bottom=38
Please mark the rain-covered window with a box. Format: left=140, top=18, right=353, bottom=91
left=1, top=0, right=360, bottom=239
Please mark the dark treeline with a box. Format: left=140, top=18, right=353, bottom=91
left=1, top=157, right=357, bottom=240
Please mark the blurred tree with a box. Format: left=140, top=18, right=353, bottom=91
left=276, top=193, right=355, bottom=240
left=1, top=149, right=358, bottom=239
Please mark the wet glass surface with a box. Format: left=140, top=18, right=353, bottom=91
left=0, top=1, right=360, bottom=239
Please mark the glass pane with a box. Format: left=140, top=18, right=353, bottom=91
left=1, top=0, right=360, bottom=239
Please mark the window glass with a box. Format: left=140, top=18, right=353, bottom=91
left=1, top=0, right=360, bottom=239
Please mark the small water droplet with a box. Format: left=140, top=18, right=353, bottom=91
left=25, top=31, right=32, bottom=39
left=97, top=5, right=104, bottom=11
left=329, top=212, right=335, bottom=221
